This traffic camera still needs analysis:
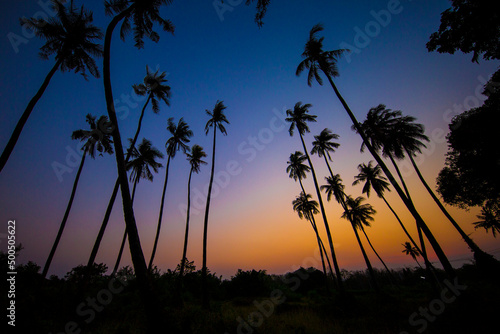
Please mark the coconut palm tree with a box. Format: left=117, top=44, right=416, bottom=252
left=0, top=1, right=103, bottom=173
left=42, top=114, right=113, bottom=278
left=473, top=202, right=500, bottom=237
left=286, top=151, right=311, bottom=194
left=87, top=65, right=171, bottom=272
left=149, top=118, right=192, bottom=270
left=112, top=138, right=163, bottom=275
left=202, top=100, right=229, bottom=308
left=285, top=102, right=345, bottom=293
left=402, top=241, right=423, bottom=269
left=311, top=128, right=340, bottom=177
left=296, top=24, right=455, bottom=276
left=292, top=192, right=332, bottom=280
left=341, top=195, right=379, bottom=291
left=179, top=145, right=207, bottom=279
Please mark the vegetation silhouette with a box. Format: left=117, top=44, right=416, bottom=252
left=402, top=241, right=423, bottom=269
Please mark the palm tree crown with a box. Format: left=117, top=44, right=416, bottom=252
left=126, top=138, right=163, bottom=184
left=22, top=1, right=103, bottom=79
left=296, top=23, right=348, bottom=86
left=321, top=174, right=346, bottom=204
left=286, top=151, right=310, bottom=182
left=292, top=192, right=319, bottom=221
left=342, top=196, right=376, bottom=230
left=166, top=117, right=193, bottom=158
left=473, top=203, right=500, bottom=237
left=187, top=144, right=208, bottom=173
left=105, top=0, right=175, bottom=49
left=311, top=128, right=339, bottom=160
left=71, top=114, right=114, bottom=158
left=402, top=241, right=421, bottom=261
left=205, top=100, right=229, bottom=135
left=353, top=161, right=390, bottom=198
left=133, top=65, right=172, bottom=113
left=285, top=102, right=316, bottom=136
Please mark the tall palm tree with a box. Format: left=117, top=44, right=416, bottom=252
left=42, top=114, right=113, bottom=278
left=202, top=100, right=229, bottom=308
left=341, top=195, right=379, bottom=291
left=296, top=24, right=455, bottom=276
left=112, top=138, right=163, bottom=275
left=179, top=145, right=207, bottom=279
left=402, top=242, right=423, bottom=269
left=0, top=1, right=103, bottom=173
left=311, top=128, right=340, bottom=177
left=473, top=202, right=500, bottom=237
left=101, top=1, right=174, bottom=329
left=292, top=192, right=333, bottom=280
left=286, top=151, right=311, bottom=194
left=149, top=118, right=192, bottom=270
left=285, top=102, right=345, bottom=293
left=87, top=65, right=171, bottom=272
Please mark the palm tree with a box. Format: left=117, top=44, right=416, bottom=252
left=311, top=128, right=340, bottom=177
left=202, top=100, right=229, bottom=308
left=0, top=1, right=103, bottom=173
left=402, top=241, right=423, bottom=269
left=42, top=114, right=113, bottom=278
left=87, top=65, right=171, bottom=272
left=292, top=192, right=333, bottom=280
left=112, top=138, right=163, bottom=276
left=296, top=24, right=455, bottom=277
left=286, top=151, right=311, bottom=194
left=179, top=145, right=207, bottom=279
left=353, top=161, right=423, bottom=257
left=341, top=195, right=379, bottom=291
left=285, top=102, right=345, bottom=293
left=149, top=118, right=192, bottom=270
left=101, top=1, right=174, bottom=329
left=473, top=203, right=500, bottom=237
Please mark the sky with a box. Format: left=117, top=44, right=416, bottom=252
left=0, top=0, right=498, bottom=279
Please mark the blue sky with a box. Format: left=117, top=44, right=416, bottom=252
left=0, top=0, right=498, bottom=278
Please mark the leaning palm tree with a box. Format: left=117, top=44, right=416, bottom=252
left=202, top=100, right=229, bottom=308
left=402, top=242, right=423, bottom=269
left=296, top=24, right=455, bottom=276
left=286, top=151, right=311, bottom=194
left=0, top=1, right=103, bottom=173
left=42, top=114, right=113, bottom=278
left=311, top=128, right=340, bottom=177
left=285, top=102, right=345, bottom=293
left=87, top=65, right=171, bottom=272
left=292, top=192, right=332, bottom=280
left=473, top=203, right=500, bottom=238
left=112, top=138, right=163, bottom=275
left=149, top=118, right=192, bottom=270
left=179, top=145, right=207, bottom=279
left=341, top=195, right=379, bottom=291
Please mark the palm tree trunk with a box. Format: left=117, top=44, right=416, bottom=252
left=42, top=151, right=86, bottom=278
left=308, top=216, right=328, bottom=277
left=86, top=94, right=152, bottom=270
left=299, top=133, right=345, bottom=293
left=406, top=150, right=492, bottom=262
left=360, top=225, right=395, bottom=282
left=202, top=128, right=217, bottom=309
left=0, top=59, right=62, bottom=173
left=112, top=179, right=138, bottom=276
left=149, top=155, right=171, bottom=270
left=352, top=225, right=379, bottom=291
left=323, top=73, right=455, bottom=277
left=179, top=168, right=193, bottom=278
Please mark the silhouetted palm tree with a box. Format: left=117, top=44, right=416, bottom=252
left=87, top=65, right=171, bottom=272
left=473, top=203, right=500, bottom=237
left=292, top=192, right=332, bottom=279
left=179, top=145, right=207, bottom=279
left=202, top=100, right=229, bottom=308
left=341, top=195, right=379, bottom=291
left=0, top=2, right=103, bottom=173
left=286, top=102, right=345, bottom=293
left=42, top=114, right=113, bottom=278
left=286, top=151, right=311, bottom=194
left=311, top=128, right=340, bottom=177
left=402, top=241, right=423, bottom=269
left=296, top=24, right=454, bottom=277
left=113, top=138, right=163, bottom=275
left=149, top=118, right=192, bottom=270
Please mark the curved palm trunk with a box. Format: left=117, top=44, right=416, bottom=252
left=360, top=226, right=395, bottom=282
left=202, top=128, right=217, bottom=309
left=149, top=155, right=171, bottom=270
left=112, top=179, right=138, bottom=276
left=351, top=224, right=379, bottom=291
left=308, top=216, right=328, bottom=277
left=299, top=133, right=345, bottom=293
left=179, top=168, right=194, bottom=279
left=413, top=255, right=423, bottom=269
left=406, top=150, right=495, bottom=265
left=323, top=73, right=455, bottom=277
left=42, top=151, right=86, bottom=278
left=0, top=60, right=62, bottom=173
left=86, top=95, right=152, bottom=270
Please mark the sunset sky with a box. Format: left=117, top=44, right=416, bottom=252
left=0, top=0, right=498, bottom=279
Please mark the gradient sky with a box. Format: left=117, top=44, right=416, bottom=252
left=0, top=0, right=498, bottom=279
